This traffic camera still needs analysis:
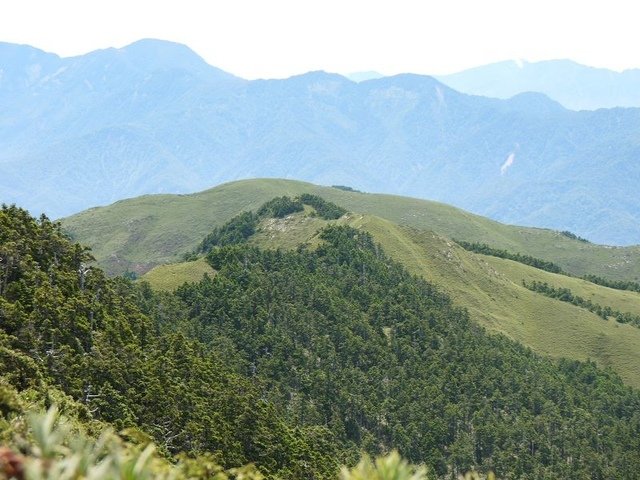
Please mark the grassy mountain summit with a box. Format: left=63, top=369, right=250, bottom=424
left=63, top=179, right=640, bottom=388
left=63, top=179, right=640, bottom=281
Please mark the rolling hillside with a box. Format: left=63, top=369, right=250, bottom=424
left=140, top=256, right=214, bottom=291
left=139, top=207, right=640, bottom=389
left=63, top=179, right=640, bottom=281
left=367, top=220, right=640, bottom=389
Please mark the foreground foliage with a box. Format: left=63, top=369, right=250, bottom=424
left=0, top=204, right=340, bottom=478
left=0, top=403, right=270, bottom=479
left=3, top=405, right=438, bottom=480
left=340, top=452, right=429, bottom=480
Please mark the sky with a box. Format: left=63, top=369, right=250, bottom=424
left=1, top=0, right=639, bottom=79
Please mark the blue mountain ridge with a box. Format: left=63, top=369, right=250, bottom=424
left=1, top=40, right=639, bottom=245
left=436, top=59, right=640, bottom=110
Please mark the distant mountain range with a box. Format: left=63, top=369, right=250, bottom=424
left=436, top=59, right=640, bottom=110
left=2, top=39, right=640, bottom=245
left=345, top=71, right=384, bottom=82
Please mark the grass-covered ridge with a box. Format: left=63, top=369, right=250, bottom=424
left=195, top=194, right=347, bottom=254
left=523, top=280, right=640, bottom=327
left=456, top=239, right=640, bottom=296
left=62, top=179, right=640, bottom=281
left=353, top=217, right=640, bottom=388
left=455, top=240, right=565, bottom=274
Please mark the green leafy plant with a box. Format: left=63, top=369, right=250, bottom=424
left=340, top=451, right=428, bottom=480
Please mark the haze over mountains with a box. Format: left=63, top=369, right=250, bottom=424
left=436, top=59, right=640, bottom=110
left=2, top=39, right=640, bottom=245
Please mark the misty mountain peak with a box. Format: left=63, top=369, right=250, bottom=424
left=291, top=70, right=352, bottom=83
left=437, top=59, right=640, bottom=110
left=2, top=40, right=640, bottom=245
left=120, top=39, right=205, bottom=68
left=346, top=71, right=385, bottom=82
left=506, top=91, right=565, bottom=115
left=116, top=38, right=240, bottom=81
left=60, top=38, right=240, bottom=85
left=0, top=43, right=62, bottom=90
left=368, top=73, right=446, bottom=90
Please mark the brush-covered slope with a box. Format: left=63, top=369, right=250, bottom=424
left=10, top=202, right=640, bottom=478
left=141, top=206, right=640, bottom=388
left=0, top=204, right=344, bottom=478
left=4, top=41, right=640, bottom=243
left=146, top=218, right=640, bottom=477
left=63, top=179, right=640, bottom=281
left=141, top=256, right=214, bottom=291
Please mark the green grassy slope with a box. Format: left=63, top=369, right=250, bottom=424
left=141, top=211, right=331, bottom=291
left=141, top=257, right=214, bottom=291
left=63, top=179, right=640, bottom=280
left=482, top=255, right=640, bottom=316
left=248, top=206, right=331, bottom=250
left=140, top=210, right=339, bottom=290
left=359, top=220, right=640, bottom=388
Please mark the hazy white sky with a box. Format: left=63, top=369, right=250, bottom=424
left=2, top=0, right=639, bottom=79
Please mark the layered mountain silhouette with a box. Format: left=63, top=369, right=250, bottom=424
left=436, top=59, right=640, bottom=110
left=2, top=39, right=640, bottom=245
